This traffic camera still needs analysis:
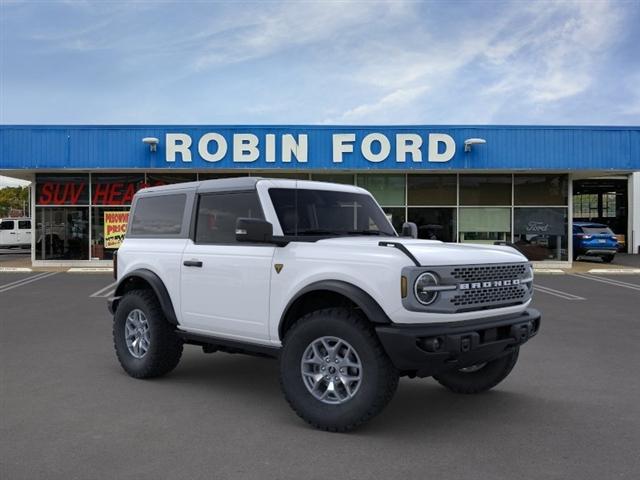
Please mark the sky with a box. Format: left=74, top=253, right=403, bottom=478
left=0, top=0, right=639, bottom=127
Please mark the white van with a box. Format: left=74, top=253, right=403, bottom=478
left=0, top=217, right=32, bottom=249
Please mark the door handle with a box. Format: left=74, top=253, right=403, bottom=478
left=183, top=260, right=203, bottom=267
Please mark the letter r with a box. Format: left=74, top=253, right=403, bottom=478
left=166, top=133, right=192, bottom=162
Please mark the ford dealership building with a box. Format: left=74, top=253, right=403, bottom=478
left=1, top=125, right=638, bottom=267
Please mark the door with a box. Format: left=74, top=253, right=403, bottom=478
left=17, top=220, right=32, bottom=245
left=180, top=191, right=275, bottom=342
left=0, top=220, right=16, bottom=246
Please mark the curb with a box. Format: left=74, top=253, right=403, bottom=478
left=587, top=268, right=640, bottom=274
left=67, top=268, right=114, bottom=273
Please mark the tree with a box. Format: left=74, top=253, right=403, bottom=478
left=0, top=187, right=29, bottom=217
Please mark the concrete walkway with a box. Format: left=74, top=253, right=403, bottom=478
left=2, top=248, right=639, bottom=274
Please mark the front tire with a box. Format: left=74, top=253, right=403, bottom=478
left=434, top=348, right=519, bottom=394
left=602, top=254, right=614, bottom=263
left=113, top=289, right=183, bottom=379
left=279, top=308, right=399, bottom=432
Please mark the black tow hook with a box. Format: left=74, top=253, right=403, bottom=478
left=510, top=321, right=534, bottom=343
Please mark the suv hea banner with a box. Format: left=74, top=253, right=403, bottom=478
left=104, top=211, right=129, bottom=248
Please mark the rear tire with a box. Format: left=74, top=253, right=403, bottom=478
left=279, top=308, right=399, bottom=432
left=113, top=289, right=183, bottom=379
left=434, top=348, right=519, bottom=394
left=602, top=254, right=614, bottom=263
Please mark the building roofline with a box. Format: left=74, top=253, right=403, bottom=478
left=1, top=124, right=639, bottom=131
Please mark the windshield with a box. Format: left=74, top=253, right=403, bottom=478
left=581, top=225, right=615, bottom=235
left=269, top=188, right=397, bottom=237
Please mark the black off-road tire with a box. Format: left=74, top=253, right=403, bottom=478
left=434, top=348, right=520, bottom=394
left=113, top=289, right=183, bottom=379
left=279, top=308, right=399, bottom=432
left=602, top=254, right=614, bottom=263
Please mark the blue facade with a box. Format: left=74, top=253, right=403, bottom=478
left=1, top=125, right=639, bottom=171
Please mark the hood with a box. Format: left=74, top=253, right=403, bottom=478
left=316, top=236, right=527, bottom=266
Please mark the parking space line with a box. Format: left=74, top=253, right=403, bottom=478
left=571, top=274, right=640, bottom=292
left=0, top=272, right=58, bottom=293
left=0, top=272, right=52, bottom=290
left=534, top=284, right=585, bottom=300
left=89, top=282, right=117, bottom=298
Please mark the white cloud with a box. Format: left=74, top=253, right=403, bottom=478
left=2, top=0, right=636, bottom=125
left=482, top=0, right=623, bottom=103
left=192, top=1, right=410, bottom=70
left=326, top=0, right=627, bottom=123
left=0, top=176, right=30, bottom=188
left=324, top=85, right=429, bottom=123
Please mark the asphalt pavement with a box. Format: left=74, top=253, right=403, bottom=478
left=1, top=271, right=639, bottom=480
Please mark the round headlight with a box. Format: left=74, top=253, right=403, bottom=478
left=414, top=272, right=439, bottom=305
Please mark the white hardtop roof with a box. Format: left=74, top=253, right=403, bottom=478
left=136, top=177, right=369, bottom=195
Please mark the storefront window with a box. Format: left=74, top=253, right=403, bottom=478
left=253, top=172, right=309, bottom=179
left=459, top=175, right=511, bottom=206
left=146, top=173, right=197, bottom=186
left=407, top=175, right=456, bottom=206
left=36, top=174, right=89, bottom=206
left=198, top=173, right=248, bottom=180
left=514, top=208, right=568, bottom=261
left=514, top=174, right=568, bottom=205
left=459, top=207, right=510, bottom=243
left=35, top=207, right=89, bottom=260
left=91, top=174, right=144, bottom=206
left=357, top=174, right=405, bottom=206
left=382, top=207, right=405, bottom=234
left=311, top=174, right=355, bottom=185
left=408, top=208, right=456, bottom=242
left=91, top=207, right=130, bottom=260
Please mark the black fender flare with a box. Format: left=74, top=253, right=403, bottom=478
left=279, top=280, right=391, bottom=339
left=111, top=269, right=178, bottom=325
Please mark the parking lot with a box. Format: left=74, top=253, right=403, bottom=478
left=1, top=269, right=639, bottom=480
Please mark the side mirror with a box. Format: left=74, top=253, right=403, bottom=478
left=236, top=218, right=274, bottom=243
left=401, top=222, right=418, bottom=239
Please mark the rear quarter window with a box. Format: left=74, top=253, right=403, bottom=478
left=129, top=194, right=187, bottom=236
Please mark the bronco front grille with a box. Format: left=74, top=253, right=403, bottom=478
left=451, top=264, right=527, bottom=283
left=450, top=285, right=528, bottom=308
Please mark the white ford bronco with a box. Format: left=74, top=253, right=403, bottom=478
left=109, top=178, right=540, bottom=431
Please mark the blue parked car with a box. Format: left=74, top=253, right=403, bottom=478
left=573, top=222, right=619, bottom=262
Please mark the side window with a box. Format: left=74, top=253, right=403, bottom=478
left=19, top=220, right=31, bottom=229
left=195, top=191, right=263, bottom=244
left=129, top=194, right=186, bottom=236
left=0, top=220, right=15, bottom=230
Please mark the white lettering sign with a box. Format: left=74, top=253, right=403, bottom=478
left=282, top=134, right=308, bottom=163
left=165, top=132, right=458, bottom=165
left=233, top=134, right=259, bottom=162
left=526, top=221, right=550, bottom=233
left=428, top=133, right=456, bottom=162
left=198, top=133, right=227, bottom=163
left=166, top=133, right=192, bottom=162
left=362, top=133, right=391, bottom=163
left=396, top=134, right=423, bottom=163
left=332, top=134, right=356, bottom=163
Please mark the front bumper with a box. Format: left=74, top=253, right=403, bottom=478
left=375, top=308, right=541, bottom=378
